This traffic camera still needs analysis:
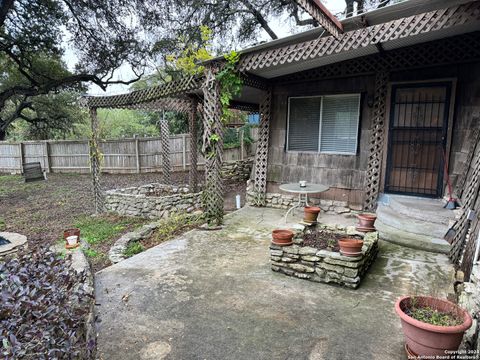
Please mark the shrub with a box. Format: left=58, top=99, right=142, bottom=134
left=0, top=248, right=93, bottom=359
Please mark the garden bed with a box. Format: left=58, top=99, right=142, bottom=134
left=104, top=183, right=202, bottom=219
left=270, top=225, right=378, bottom=289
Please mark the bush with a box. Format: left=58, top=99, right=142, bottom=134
left=0, top=248, right=93, bottom=359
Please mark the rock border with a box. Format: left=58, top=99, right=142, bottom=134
left=108, top=222, right=159, bottom=264
left=270, top=225, right=379, bottom=289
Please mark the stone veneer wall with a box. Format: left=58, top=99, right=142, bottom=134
left=246, top=180, right=352, bottom=214
left=459, top=264, right=480, bottom=352
left=270, top=225, right=379, bottom=289
left=105, top=183, right=202, bottom=219
left=221, top=158, right=253, bottom=182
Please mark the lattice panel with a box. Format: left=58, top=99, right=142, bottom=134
left=295, top=0, right=343, bottom=39
left=455, top=126, right=480, bottom=198
left=363, top=70, right=388, bottom=211
left=275, top=32, right=480, bottom=84
left=252, top=88, right=272, bottom=206
left=89, top=108, right=104, bottom=214
left=239, top=2, right=480, bottom=72
left=189, top=96, right=199, bottom=192
left=86, top=76, right=200, bottom=108
left=116, top=97, right=191, bottom=112
left=160, top=119, right=171, bottom=185
left=450, top=140, right=480, bottom=266
left=201, top=67, right=225, bottom=225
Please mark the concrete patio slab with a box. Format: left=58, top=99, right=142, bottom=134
left=94, top=206, right=454, bottom=360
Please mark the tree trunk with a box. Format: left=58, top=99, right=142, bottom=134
left=0, top=128, right=6, bottom=141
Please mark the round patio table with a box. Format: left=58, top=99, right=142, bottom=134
left=279, top=183, right=329, bottom=223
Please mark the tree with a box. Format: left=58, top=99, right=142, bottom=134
left=0, top=0, right=151, bottom=140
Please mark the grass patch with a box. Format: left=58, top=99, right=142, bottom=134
left=124, top=242, right=144, bottom=257
left=74, top=214, right=145, bottom=245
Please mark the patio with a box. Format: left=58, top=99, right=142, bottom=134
left=94, top=206, right=454, bottom=359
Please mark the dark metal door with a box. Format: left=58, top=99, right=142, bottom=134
left=385, top=83, right=451, bottom=197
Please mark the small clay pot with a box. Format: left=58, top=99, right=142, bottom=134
left=357, top=213, right=377, bottom=229
left=304, top=206, right=321, bottom=223
left=272, top=229, right=294, bottom=246
left=338, top=237, right=364, bottom=257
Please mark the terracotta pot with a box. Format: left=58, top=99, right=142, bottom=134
left=272, top=229, right=294, bottom=246
left=304, top=206, right=321, bottom=223
left=338, top=237, right=364, bottom=257
left=357, top=213, right=377, bottom=230
left=395, top=296, right=472, bottom=357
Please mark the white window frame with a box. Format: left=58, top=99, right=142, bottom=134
left=286, top=93, right=361, bottom=155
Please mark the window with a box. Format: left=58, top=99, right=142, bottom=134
left=287, top=94, right=361, bottom=155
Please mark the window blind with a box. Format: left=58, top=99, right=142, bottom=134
left=287, top=94, right=360, bottom=155
left=287, top=97, right=321, bottom=152
left=320, top=95, right=360, bottom=154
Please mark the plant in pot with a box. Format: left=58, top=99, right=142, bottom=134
left=338, top=237, right=364, bottom=257
left=63, top=228, right=80, bottom=249
left=356, top=213, right=377, bottom=232
left=304, top=206, right=321, bottom=224
left=395, top=295, right=472, bottom=357
left=271, top=229, right=294, bottom=246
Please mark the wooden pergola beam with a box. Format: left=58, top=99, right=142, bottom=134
left=295, top=0, right=343, bottom=39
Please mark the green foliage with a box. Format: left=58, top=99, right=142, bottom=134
left=217, top=51, right=243, bottom=123
left=407, top=297, right=463, bottom=327
left=94, top=109, right=160, bottom=139
left=223, top=124, right=254, bottom=149
left=83, top=248, right=102, bottom=259
left=165, top=25, right=213, bottom=76
left=153, top=213, right=203, bottom=242
left=124, top=242, right=145, bottom=257
left=74, top=215, right=144, bottom=245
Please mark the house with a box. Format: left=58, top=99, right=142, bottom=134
left=85, top=0, right=480, bottom=278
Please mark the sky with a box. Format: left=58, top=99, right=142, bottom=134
left=69, top=0, right=348, bottom=96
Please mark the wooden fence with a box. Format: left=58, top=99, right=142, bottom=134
left=0, top=130, right=258, bottom=174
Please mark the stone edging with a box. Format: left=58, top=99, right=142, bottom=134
left=270, top=225, right=379, bottom=289
left=108, top=222, right=159, bottom=264
left=459, top=264, right=480, bottom=352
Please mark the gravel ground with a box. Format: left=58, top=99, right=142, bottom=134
left=0, top=171, right=246, bottom=246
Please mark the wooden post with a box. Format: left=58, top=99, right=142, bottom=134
left=134, top=135, right=140, bottom=174
left=18, top=142, right=24, bottom=173
left=44, top=141, right=51, bottom=173
left=182, top=134, right=187, bottom=171
left=189, top=96, right=199, bottom=192
left=89, top=107, right=104, bottom=214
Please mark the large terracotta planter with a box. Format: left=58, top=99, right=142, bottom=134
left=304, top=206, right=321, bottom=223
left=395, top=296, right=472, bottom=357
left=272, top=229, right=294, bottom=246
left=338, top=237, right=364, bottom=257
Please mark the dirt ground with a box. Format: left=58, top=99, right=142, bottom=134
left=0, top=171, right=246, bottom=246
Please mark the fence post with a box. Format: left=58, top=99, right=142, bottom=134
left=182, top=134, right=187, bottom=171
left=18, top=142, right=24, bottom=173
left=134, top=136, right=140, bottom=174
left=240, top=128, right=244, bottom=160
left=44, top=141, right=51, bottom=173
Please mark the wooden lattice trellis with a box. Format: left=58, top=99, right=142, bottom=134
left=201, top=67, right=225, bottom=225
left=89, top=108, right=104, bottom=214
left=295, top=0, right=343, bottom=39
left=239, top=1, right=480, bottom=72
left=364, top=70, right=389, bottom=211
left=252, top=88, right=272, bottom=206
left=189, top=96, right=199, bottom=192
left=159, top=118, right=171, bottom=184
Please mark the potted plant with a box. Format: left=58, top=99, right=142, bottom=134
left=395, top=295, right=472, bottom=357
left=271, top=229, right=294, bottom=246
left=304, top=206, right=321, bottom=223
left=356, top=213, right=377, bottom=232
left=338, top=237, right=364, bottom=256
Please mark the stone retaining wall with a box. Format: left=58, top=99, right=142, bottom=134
left=246, top=180, right=352, bottom=214
left=270, top=226, right=378, bottom=289
left=105, top=183, right=202, bottom=219
left=221, top=158, right=253, bottom=182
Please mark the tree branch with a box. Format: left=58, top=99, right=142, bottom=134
left=238, top=0, right=278, bottom=40
left=0, top=0, right=15, bottom=27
